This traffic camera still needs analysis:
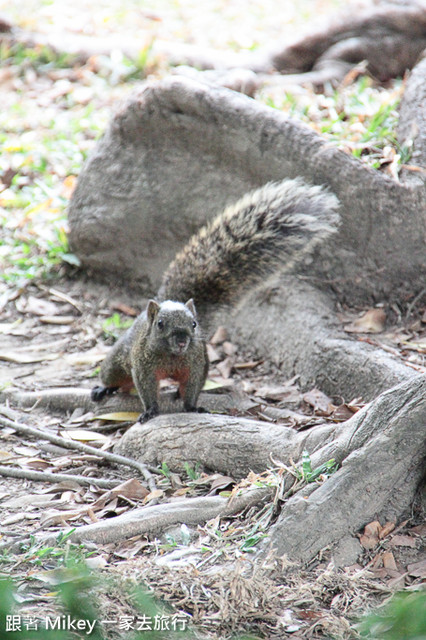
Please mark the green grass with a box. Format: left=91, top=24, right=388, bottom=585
left=0, top=37, right=408, bottom=290
left=0, top=41, right=77, bottom=70
left=261, top=76, right=409, bottom=170
left=0, top=87, right=108, bottom=286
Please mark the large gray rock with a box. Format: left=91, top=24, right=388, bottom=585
left=68, top=75, right=426, bottom=303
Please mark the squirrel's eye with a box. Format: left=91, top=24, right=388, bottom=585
left=192, top=321, right=197, bottom=329
left=158, top=319, right=164, bottom=329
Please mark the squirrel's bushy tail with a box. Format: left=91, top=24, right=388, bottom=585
left=158, top=179, right=339, bottom=319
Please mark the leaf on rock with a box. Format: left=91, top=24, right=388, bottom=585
left=255, top=383, right=301, bottom=403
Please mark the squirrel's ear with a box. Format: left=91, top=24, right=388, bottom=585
left=185, top=298, right=197, bottom=316
left=147, top=300, right=160, bottom=325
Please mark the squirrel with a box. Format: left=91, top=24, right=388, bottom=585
left=91, top=178, right=339, bottom=422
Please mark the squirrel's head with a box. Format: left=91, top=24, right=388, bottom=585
left=146, top=299, right=198, bottom=355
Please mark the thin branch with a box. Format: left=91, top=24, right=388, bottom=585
left=0, top=408, right=158, bottom=492
left=0, top=465, right=119, bottom=489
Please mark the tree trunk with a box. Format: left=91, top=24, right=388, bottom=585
left=115, top=375, right=426, bottom=564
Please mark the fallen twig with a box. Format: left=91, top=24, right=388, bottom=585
left=0, top=408, right=158, bottom=492
left=0, top=465, right=119, bottom=489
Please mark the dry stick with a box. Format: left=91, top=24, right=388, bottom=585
left=0, top=412, right=158, bottom=493
left=0, top=465, right=119, bottom=489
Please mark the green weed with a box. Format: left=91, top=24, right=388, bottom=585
left=183, top=462, right=201, bottom=482
left=295, top=450, right=338, bottom=483
left=101, top=313, right=134, bottom=339
left=357, top=590, right=426, bottom=639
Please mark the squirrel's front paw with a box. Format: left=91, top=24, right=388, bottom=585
left=91, top=385, right=118, bottom=402
left=138, top=405, right=159, bottom=423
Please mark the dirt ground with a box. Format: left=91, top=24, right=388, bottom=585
left=0, top=273, right=425, bottom=639
left=0, top=1, right=425, bottom=638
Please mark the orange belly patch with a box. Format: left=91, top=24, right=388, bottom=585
left=119, top=376, right=135, bottom=393
left=155, top=366, right=190, bottom=398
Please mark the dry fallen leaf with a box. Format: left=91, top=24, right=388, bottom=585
left=389, top=534, right=417, bottom=548
left=210, top=326, right=228, bottom=345
left=86, top=555, right=108, bottom=569
left=303, top=388, right=333, bottom=414
left=65, top=350, right=106, bottom=366
left=0, top=320, right=22, bottom=334
left=407, top=559, right=426, bottom=578
left=16, top=295, right=61, bottom=317
left=233, top=359, right=262, bottom=370
left=0, top=350, right=61, bottom=363
left=255, top=383, right=300, bottom=403
left=60, top=429, right=110, bottom=443
left=207, top=475, right=235, bottom=496
left=20, top=457, right=52, bottom=471
left=222, top=341, right=237, bottom=356
left=360, top=520, right=382, bottom=549
left=378, top=521, right=395, bottom=539
left=206, top=343, right=221, bottom=363
left=344, top=308, right=386, bottom=334
left=144, top=489, right=164, bottom=503
left=330, top=404, right=356, bottom=422
left=111, top=301, right=138, bottom=316
left=39, top=315, right=76, bottom=325
left=216, top=356, right=234, bottom=379
left=93, top=412, right=140, bottom=422
left=382, top=551, right=398, bottom=571
left=110, top=478, right=149, bottom=501
left=2, top=493, right=56, bottom=508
